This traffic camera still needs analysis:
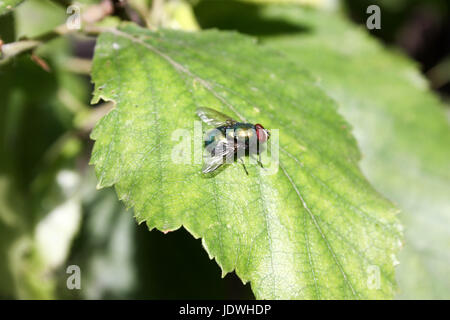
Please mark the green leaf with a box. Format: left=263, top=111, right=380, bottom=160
left=260, top=6, right=450, bottom=299
left=0, top=0, right=24, bottom=16
left=14, top=0, right=65, bottom=39
left=90, top=23, right=402, bottom=299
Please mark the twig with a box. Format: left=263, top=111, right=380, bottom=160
left=62, top=57, right=92, bottom=74
left=83, top=0, right=114, bottom=24
left=0, top=40, right=41, bottom=60
left=31, top=53, right=51, bottom=72
left=113, top=0, right=145, bottom=26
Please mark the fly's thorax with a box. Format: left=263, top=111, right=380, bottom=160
left=221, top=123, right=256, bottom=140
left=226, top=123, right=263, bottom=156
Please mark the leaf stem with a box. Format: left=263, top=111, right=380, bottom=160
left=0, top=40, right=41, bottom=60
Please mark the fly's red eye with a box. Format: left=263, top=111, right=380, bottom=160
left=255, top=124, right=268, bottom=142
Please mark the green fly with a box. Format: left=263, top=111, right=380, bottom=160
left=196, top=107, right=270, bottom=175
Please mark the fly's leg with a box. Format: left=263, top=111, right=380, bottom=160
left=251, top=154, right=264, bottom=168
left=258, top=153, right=264, bottom=168
left=239, top=158, right=249, bottom=175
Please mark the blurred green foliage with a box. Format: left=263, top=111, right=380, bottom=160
left=0, top=0, right=449, bottom=299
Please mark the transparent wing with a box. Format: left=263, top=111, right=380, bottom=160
left=196, top=107, right=237, bottom=127
left=202, top=139, right=235, bottom=174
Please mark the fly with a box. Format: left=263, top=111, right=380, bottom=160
left=196, top=107, right=270, bottom=175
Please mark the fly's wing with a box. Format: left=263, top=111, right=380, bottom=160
left=198, top=107, right=237, bottom=173
left=196, top=107, right=237, bottom=127
left=202, top=139, right=235, bottom=174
